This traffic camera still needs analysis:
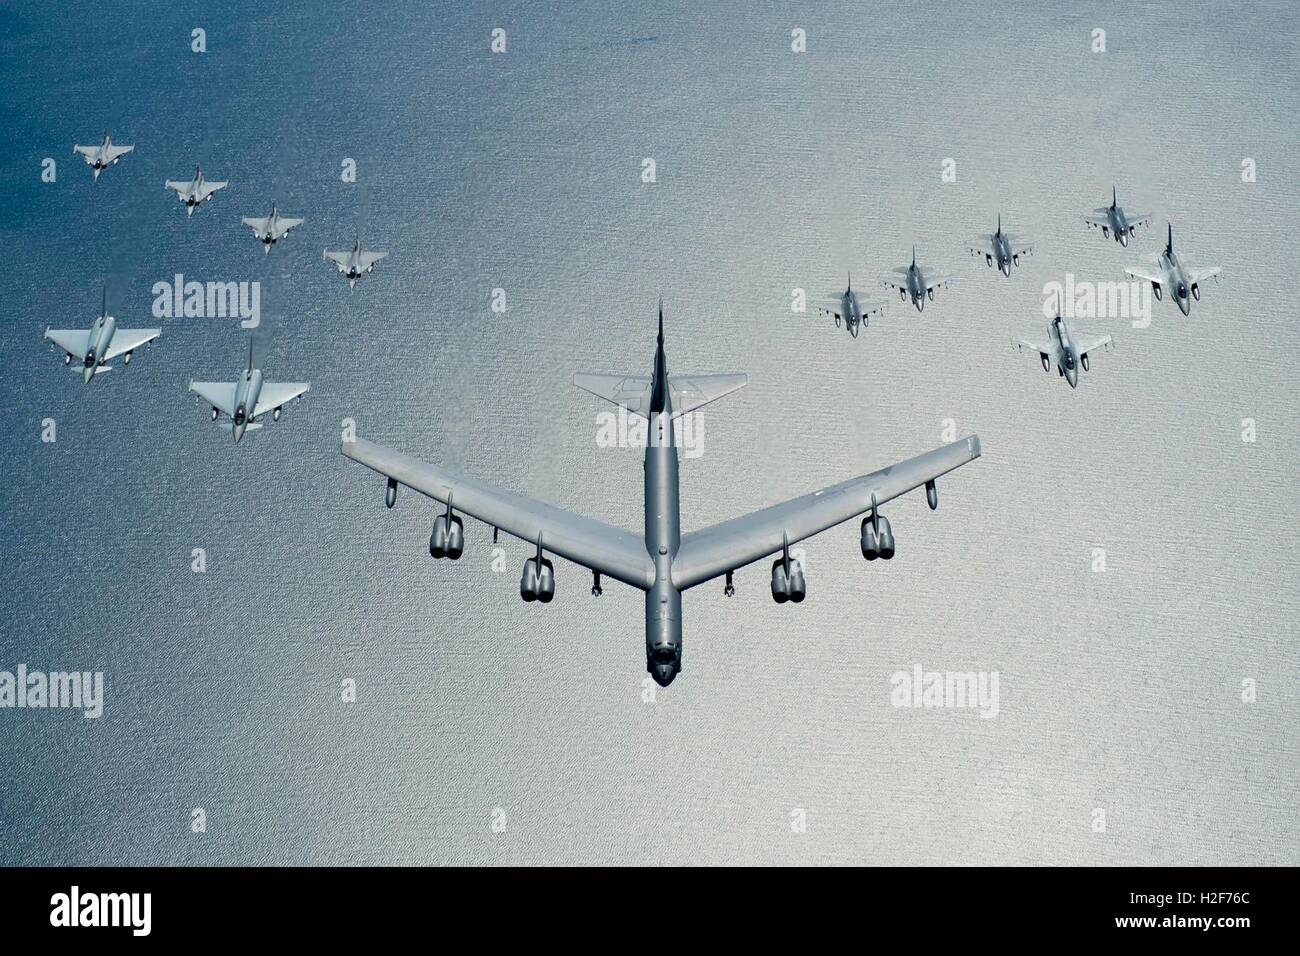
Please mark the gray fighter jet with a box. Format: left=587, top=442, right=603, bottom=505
left=341, top=305, right=982, bottom=687
left=813, top=274, right=884, bottom=338
left=73, top=131, right=133, bottom=181
left=1124, top=224, right=1221, bottom=317
left=1015, top=312, right=1112, bottom=389
left=1084, top=186, right=1150, bottom=247
left=323, top=237, right=387, bottom=289
left=189, top=342, right=310, bottom=443
left=165, top=165, right=228, bottom=217
left=965, top=215, right=1034, bottom=277
left=880, top=246, right=955, bottom=312
left=45, top=286, right=160, bottom=384
left=241, top=203, right=304, bottom=254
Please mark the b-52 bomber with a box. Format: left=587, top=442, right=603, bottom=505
left=342, top=305, right=982, bottom=687
left=45, top=286, right=160, bottom=384
left=813, top=274, right=883, bottom=338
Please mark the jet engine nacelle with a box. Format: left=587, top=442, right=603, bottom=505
left=1191, top=283, right=1200, bottom=301
left=771, top=559, right=805, bottom=603
left=429, top=513, right=465, bottom=559
left=1081, top=353, right=1090, bottom=372
left=1152, top=282, right=1162, bottom=301
left=861, top=516, right=895, bottom=560
left=520, top=557, right=555, bottom=603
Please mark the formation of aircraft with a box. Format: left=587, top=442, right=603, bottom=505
left=188, top=342, right=310, bottom=443
left=242, top=203, right=304, bottom=254
left=165, top=165, right=228, bottom=217
left=966, top=215, right=1035, bottom=276
left=73, top=132, right=133, bottom=181
left=1015, top=313, right=1112, bottom=389
left=1124, top=224, right=1221, bottom=316
left=813, top=275, right=883, bottom=337
left=44, top=286, right=159, bottom=384
left=324, top=238, right=388, bottom=289
left=881, top=246, right=956, bottom=312
left=342, top=307, right=981, bottom=686
left=1084, top=186, right=1151, bottom=247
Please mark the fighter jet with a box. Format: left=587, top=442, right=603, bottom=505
left=323, top=237, right=387, bottom=289
left=1084, top=186, right=1151, bottom=247
left=73, top=132, right=133, bottom=181
left=965, top=214, right=1034, bottom=277
left=165, top=165, right=228, bottom=217
left=1124, top=224, right=1221, bottom=316
left=189, top=342, right=310, bottom=443
left=1015, top=312, right=1112, bottom=389
left=241, top=203, right=304, bottom=254
left=881, top=246, right=955, bottom=312
left=45, top=286, right=160, bottom=384
left=812, top=274, right=884, bottom=338
left=341, top=305, right=982, bottom=687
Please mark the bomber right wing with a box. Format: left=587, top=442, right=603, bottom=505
left=343, top=437, right=656, bottom=590
left=670, top=436, right=981, bottom=591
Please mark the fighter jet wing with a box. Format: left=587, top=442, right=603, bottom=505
left=45, top=328, right=91, bottom=357
left=1084, top=209, right=1111, bottom=227
left=252, top=382, right=310, bottom=419
left=879, top=269, right=911, bottom=293
left=103, top=327, right=160, bottom=361
left=323, top=250, right=351, bottom=269
left=1187, top=266, right=1222, bottom=284
left=74, top=145, right=98, bottom=162
left=342, top=437, right=656, bottom=590
left=189, top=381, right=238, bottom=417
left=814, top=299, right=846, bottom=319
left=102, top=143, right=133, bottom=163
left=1125, top=212, right=1152, bottom=229
left=1015, top=335, right=1055, bottom=361
left=1009, top=238, right=1035, bottom=258
left=1072, top=332, right=1112, bottom=357
left=271, top=216, right=303, bottom=239
left=242, top=216, right=271, bottom=234
left=196, top=180, right=228, bottom=201
left=358, top=251, right=387, bottom=270
left=965, top=235, right=996, bottom=257
left=921, top=271, right=956, bottom=293
left=1124, top=264, right=1165, bottom=286
left=165, top=180, right=191, bottom=198
left=670, top=436, right=981, bottom=591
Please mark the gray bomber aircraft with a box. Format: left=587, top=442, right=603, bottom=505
left=1016, top=312, right=1112, bottom=389
left=1124, top=224, right=1221, bottom=317
left=189, top=342, right=310, bottom=443
left=965, top=215, right=1034, bottom=277
left=165, top=165, right=228, bottom=217
left=813, top=274, right=884, bottom=337
left=323, top=237, right=388, bottom=289
left=1084, top=186, right=1151, bottom=247
left=45, top=286, right=160, bottom=384
left=881, top=246, right=956, bottom=312
left=73, top=131, right=133, bottom=181
left=342, top=306, right=982, bottom=687
left=241, top=203, right=304, bottom=254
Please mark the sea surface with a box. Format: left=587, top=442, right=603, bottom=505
left=0, top=1, right=1295, bottom=864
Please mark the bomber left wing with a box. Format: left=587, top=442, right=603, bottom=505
left=670, top=436, right=981, bottom=590
left=103, top=327, right=160, bottom=361
left=343, top=437, right=656, bottom=589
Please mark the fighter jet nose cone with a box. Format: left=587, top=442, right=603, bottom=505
left=83, top=366, right=94, bottom=383
left=652, top=663, right=678, bottom=687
